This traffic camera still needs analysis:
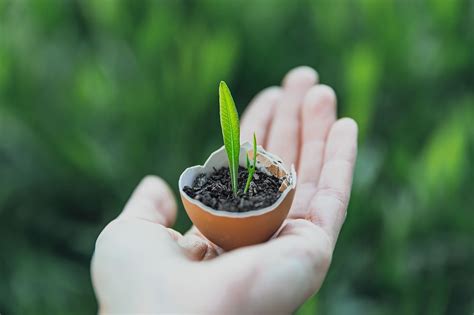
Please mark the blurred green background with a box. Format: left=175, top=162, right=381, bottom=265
left=1, top=0, right=473, bottom=314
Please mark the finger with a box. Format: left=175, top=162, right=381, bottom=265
left=288, top=85, right=337, bottom=219
left=184, top=226, right=221, bottom=259
left=184, top=225, right=208, bottom=240
left=287, top=183, right=319, bottom=220
left=177, top=234, right=212, bottom=261
left=94, top=219, right=183, bottom=267
left=267, top=66, right=318, bottom=167
left=298, top=85, right=337, bottom=185
left=120, top=175, right=177, bottom=227
left=166, top=228, right=183, bottom=241
left=240, top=87, right=282, bottom=147
left=306, top=118, right=358, bottom=246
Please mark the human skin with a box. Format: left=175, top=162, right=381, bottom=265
left=91, top=66, right=358, bottom=314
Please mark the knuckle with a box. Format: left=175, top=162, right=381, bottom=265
left=306, top=212, right=323, bottom=226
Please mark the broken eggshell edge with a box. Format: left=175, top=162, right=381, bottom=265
left=178, top=142, right=297, bottom=250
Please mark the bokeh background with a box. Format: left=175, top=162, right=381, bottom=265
left=1, top=0, right=473, bottom=314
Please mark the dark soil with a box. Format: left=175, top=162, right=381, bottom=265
left=183, top=167, right=283, bottom=212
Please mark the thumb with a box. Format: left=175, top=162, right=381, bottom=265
left=120, top=175, right=177, bottom=226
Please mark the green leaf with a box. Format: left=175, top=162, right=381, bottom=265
left=253, top=132, right=257, bottom=168
left=244, top=132, right=257, bottom=194
left=219, top=81, right=240, bottom=194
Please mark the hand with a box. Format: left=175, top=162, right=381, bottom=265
left=91, top=66, right=358, bottom=314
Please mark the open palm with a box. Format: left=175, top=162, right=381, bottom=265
left=92, top=66, right=358, bottom=314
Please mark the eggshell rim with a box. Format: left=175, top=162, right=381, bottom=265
left=178, top=143, right=297, bottom=218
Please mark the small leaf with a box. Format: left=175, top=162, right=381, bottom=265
left=253, top=132, right=257, bottom=168
left=244, top=132, right=258, bottom=194
left=219, top=81, right=240, bottom=194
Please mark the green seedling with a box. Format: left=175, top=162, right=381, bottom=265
left=219, top=81, right=258, bottom=196
left=244, top=133, right=257, bottom=194
left=219, top=81, right=240, bottom=195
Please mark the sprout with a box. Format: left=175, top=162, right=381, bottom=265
left=219, top=81, right=240, bottom=195
left=244, top=133, right=257, bottom=194
left=219, top=81, right=258, bottom=196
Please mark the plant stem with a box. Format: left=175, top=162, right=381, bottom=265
left=244, top=162, right=254, bottom=194
left=244, top=133, right=257, bottom=194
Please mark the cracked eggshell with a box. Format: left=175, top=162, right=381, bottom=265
left=178, top=142, right=297, bottom=251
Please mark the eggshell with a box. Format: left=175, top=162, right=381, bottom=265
left=178, top=143, right=297, bottom=250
